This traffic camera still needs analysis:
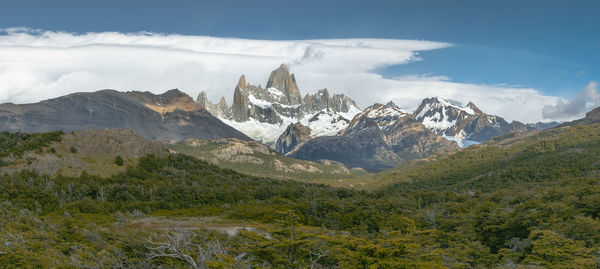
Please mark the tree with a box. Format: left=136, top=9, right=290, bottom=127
left=114, top=155, right=124, bottom=166
left=146, top=229, right=246, bottom=269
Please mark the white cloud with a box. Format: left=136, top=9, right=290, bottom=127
left=0, top=28, right=569, bottom=122
left=542, top=81, right=600, bottom=120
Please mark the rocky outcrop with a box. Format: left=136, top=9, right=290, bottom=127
left=276, top=122, right=312, bottom=154
left=197, top=91, right=232, bottom=119
left=128, top=89, right=201, bottom=114
left=169, top=138, right=355, bottom=180
left=413, top=97, right=531, bottom=144
left=0, top=89, right=251, bottom=142
left=301, top=89, right=357, bottom=114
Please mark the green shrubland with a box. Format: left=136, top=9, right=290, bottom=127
left=0, top=125, right=599, bottom=267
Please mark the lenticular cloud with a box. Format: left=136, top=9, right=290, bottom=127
left=0, top=28, right=565, bottom=122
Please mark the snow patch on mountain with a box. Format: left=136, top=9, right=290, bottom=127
left=247, top=94, right=272, bottom=109
left=300, top=107, right=360, bottom=137
left=267, top=87, right=284, bottom=97
left=338, top=106, right=362, bottom=121
left=220, top=105, right=361, bottom=145
left=421, top=112, right=457, bottom=132
left=219, top=117, right=293, bottom=145
left=367, top=106, right=404, bottom=118
left=435, top=97, right=476, bottom=115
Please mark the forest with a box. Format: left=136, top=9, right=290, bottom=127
left=0, top=124, right=599, bottom=268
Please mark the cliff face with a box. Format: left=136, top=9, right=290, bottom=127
left=266, top=64, right=303, bottom=106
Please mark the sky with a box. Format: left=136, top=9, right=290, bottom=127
left=0, top=0, right=599, bottom=122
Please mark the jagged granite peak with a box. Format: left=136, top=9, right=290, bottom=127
left=200, top=64, right=362, bottom=145
left=331, top=93, right=359, bottom=113
left=289, top=102, right=458, bottom=172
left=413, top=97, right=530, bottom=145
left=302, top=89, right=330, bottom=112
left=300, top=89, right=359, bottom=115
left=237, top=74, right=247, bottom=89
left=231, top=75, right=252, bottom=122
left=218, top=96, right=228, bottom=107
left=266, top=64, right=302, bottom=105
left=196, top=91, right=210, bottom=108
left=0, top=89, right=251, bottom=142
left=197, top=91, right=232, bottom=119
left=276, top=122, right=313, bottom=154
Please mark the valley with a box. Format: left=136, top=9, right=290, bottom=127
left=2, top=2, right=597, bottom=267
left=0, top=64, right=597, bottom=268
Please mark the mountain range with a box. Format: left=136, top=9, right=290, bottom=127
left=197, top=64, right=558, bottom=171
left=0, top=64, right=564, bottom=172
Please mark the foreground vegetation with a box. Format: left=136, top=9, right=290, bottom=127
left=0, top=125, right=599, bottom=268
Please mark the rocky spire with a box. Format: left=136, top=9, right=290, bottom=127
left=218, top=96, right=228, bottom=106
left=266, top=64, right=302, bottom=105
left=237, top=74, right=246, bottom=89
left=196, top=91, right=210, bottom=108
left=232, top=75, right=250, bottom=121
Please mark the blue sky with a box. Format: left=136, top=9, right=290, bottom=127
left=2, top=0, right=598, bottom=97
left=0, top=0, right=598, bottom=121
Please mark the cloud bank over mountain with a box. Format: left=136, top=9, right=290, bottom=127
left=0, top=28, right=574, bottom=122
left=543, top=81, right=600, bottom=120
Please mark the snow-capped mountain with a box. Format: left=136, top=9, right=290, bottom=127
left=413, top=97, right=531, bottom=147
left=287, top=103, right=458, bottom=172
left=198, top=64, right=361, bottom=146
left=341, top=102, right=410, bottom=136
